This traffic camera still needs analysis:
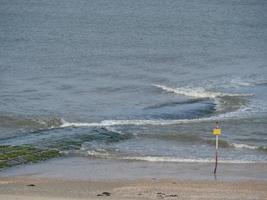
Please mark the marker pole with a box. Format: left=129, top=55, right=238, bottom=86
left=213, top=121, right=220, bottom=174
left=214, top=134, right=218, bottom=174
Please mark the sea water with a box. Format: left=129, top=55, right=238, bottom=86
left=0, top=0, right=267, bottom=166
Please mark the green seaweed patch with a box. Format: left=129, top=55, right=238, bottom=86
left=0, top=160, right=10, bottom=168
left=206, top=139, right=232, bottom=148
left=257, top=146, right=267, bottom=153
left=0, top=145, right=61, bottom=169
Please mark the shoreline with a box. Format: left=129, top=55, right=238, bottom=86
left=1, top=157, right=267, bottom=199
left=1, top=157, right=267, bottom=181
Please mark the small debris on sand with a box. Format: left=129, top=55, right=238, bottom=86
left=26, top=184, right=36, bottom=187
left=97, top=191, right=111, bottom=197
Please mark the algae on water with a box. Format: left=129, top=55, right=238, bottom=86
left=0, top=145, right=61, bottom=169
left=257, top=146, right=267, bottom=153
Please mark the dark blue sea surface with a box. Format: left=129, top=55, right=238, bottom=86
left=0, top=0, right=267, bottom=164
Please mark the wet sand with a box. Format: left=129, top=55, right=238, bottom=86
left=1, top=157, right=267, bottom=199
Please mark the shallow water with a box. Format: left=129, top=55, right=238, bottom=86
left=0, top=0, right=267, bottom=165
left=2, top=157, right=267, bottom=181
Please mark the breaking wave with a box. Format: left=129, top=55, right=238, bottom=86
left=153, top=84, right=253, bottom=114
left=119, top=156, right=259, bottom=164
left=0, top=115, right=63, bottom=131
left=229, top=79, right=267, bottom=88
left=232, top=143, right=258, bottom=150
left=85, top=151, right=259, bottom=164
left=56, top=85, right=254, bottom=128
left=59, top=110, right=248, bottom=128
left=153, top=84, right=253, bottom=99
left=60, top=118, right=209, bottom=128
left=0, top=84, right=254, bottom=131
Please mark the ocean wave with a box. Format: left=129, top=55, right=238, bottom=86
left=231, top=144, right=267, bottom=153
left=85, top=151, right=259, bottom=164
left=139, top=133, right=262, bottom=150
left=0, top=111, right=251, bottom=133
left=0, top=115, right=63, bottom=130
left=59, top=85, right=254, bottom=128
left=0, top=84, right=254, bottom=131
left=60, top=109, right=250, bottom=128
left=142, top=99, right=216, bottom=120
left=121, top=156, right=260, bottom=163
left=143, top=99, right=205, bottom=110
left=143, top=133, right=202, bottom=143
left=230, top=79, right=267, bottom=88
left=153, top=84, right=253, bottom=115
left=60, top=118, right=211, bottom=128
left=232, top=143, right=258, bottom=150
left=153, top=84, right=253, bottom=99
left=87, top=149, right=113, bottom=157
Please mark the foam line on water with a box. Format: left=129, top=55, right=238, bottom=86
left=229, top=79, right=267, bottom=88
left=232, top=143, right=258, bottom=150
left=153, top=84, right=253, bottom=99
left=121, top=156, right=261, bottom=164
left=85, top=152, right=261, bottom=164
left=60, top=118, right=214, bottom=128
left=60, top=106, right=251, bottom=128
left=153, top=84, right=254, bottom=114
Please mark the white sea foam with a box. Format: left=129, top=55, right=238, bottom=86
left=87, top=149, right=111, bottom=157
left=230, top=79, right=267, bottom=88
left=153, top=84, right=255, bottom=115
left=60, top=118, right=214, bottom=128
left=232, top=143, right=258, bottom=150
left=230, top=79, right=254, bottom=87
left=153, top=84, right=253, bottom=99
left=60, top=106, right=253, bottom=128
left=60, top=119, right=104, bottom=127
left=105, top=126, right=125, bottom=135
left=124, top=156, right=260, bottom=163
left=124, top=156, right=214, bottom=163
left=59, top=109, right=251, bottom=128
left=86, top=152, right=260, bottom=164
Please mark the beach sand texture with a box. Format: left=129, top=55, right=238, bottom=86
left=1, top=177, right=267, bottom=200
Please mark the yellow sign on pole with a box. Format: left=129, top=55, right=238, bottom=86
left=213, top=121, right=221, bottom=174
left=213, top=128, right=221, bottom=135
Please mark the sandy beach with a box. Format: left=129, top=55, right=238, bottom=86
left=1, top=158, right=267, bottom=200
left=1, top=177, right=267, bottom=200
